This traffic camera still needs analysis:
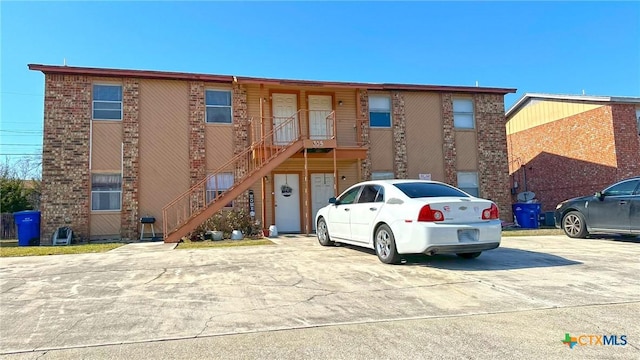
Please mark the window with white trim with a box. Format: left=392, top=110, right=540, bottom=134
left=369, top=96, right=391, bottom=128
left=93, top=84, right=122, bottom=120
left=206, top=172, right=234, bottom=207
left=453, top=98, right=474, bottom=129
left=371, top=171, right=394, bottom=180
left=206, top=90, right=232, bottom=123
left=91, top=174, right=122, bottom=211
left=457, top=172, right=479, bottom=197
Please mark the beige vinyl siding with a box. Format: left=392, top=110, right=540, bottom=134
left=138, top=79, right=191, bottom=233
left=370, top=129, right=394, bottom=172
left=91, top=122, right=122, bottom=171
left=332, top=89, right=358, bottom=147
left=455, top=131, right=478, bottom=171
left=507, top=100, right=602, bottom=134
left=90, top=213, right=120, bottom=238
left=404, top=92, right=445, bottom=181
left=205, top=126, right=233, bottom=170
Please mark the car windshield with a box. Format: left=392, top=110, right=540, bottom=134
left=394, top=182, right=470, bottom=198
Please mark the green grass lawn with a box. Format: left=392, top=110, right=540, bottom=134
left=0, top=239, right=124, bottom=257
left=176, top=238, right=274, bottom=249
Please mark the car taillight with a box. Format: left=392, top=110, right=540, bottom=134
left=482, top=203, right=499, bottom=220
left=418, top=205, right=444, bottom=222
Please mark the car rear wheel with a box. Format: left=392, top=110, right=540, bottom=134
left=316, top=218, right=334, bottom=246
left=562, top=211, right=588, bottom=238
left=374, top=224, right=400, bottom=264
left=456, top=252, right=482, bottom=259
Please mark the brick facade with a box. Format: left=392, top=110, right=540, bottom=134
left=611, top=104, right=640, bottom=178
left=120, top=79, right=140, bottom=240
left=392, top=92, right=408, bottom=179
left=475, top=94, right=512, bottom=222
left=232, top=83, right=250, bottom=210
left=41, top=75, right=92, bottom=244
left=358, top=90, right=372, bottom=181
left=188, top=82, right=206, bottom=186
left=441, top=94, right=458, bottom=186
left=507, top=105, right=640, bottom=212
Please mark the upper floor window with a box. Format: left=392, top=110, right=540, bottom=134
left=93, top=84, right=122, bottom=120
left=206, top=90, right=232, bottom=124
left=457, top=171, right=479, bottom=197
left=453, top=98, right=474, bottom=129
left=369, top=96, right=391, bottom=128
left=91, top=173, right=121, bottom=211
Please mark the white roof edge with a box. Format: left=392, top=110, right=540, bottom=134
left=506, top=93, right=640, bottom=118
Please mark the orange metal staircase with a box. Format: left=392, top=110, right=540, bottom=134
left=162, top=114, right=304, bottom=243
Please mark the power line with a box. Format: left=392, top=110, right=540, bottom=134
left=0, top=153, right=42, bottom=156
left=0, top=130, right=43, bottom=134
left=0, top=92, right=44, bottom=97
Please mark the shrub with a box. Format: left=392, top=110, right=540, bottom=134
left=189, top=209, right=262, bottom=240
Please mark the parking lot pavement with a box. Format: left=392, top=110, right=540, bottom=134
left=1, top=235, right=639, bottom=359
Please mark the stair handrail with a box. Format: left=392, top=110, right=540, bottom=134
left=162, top=111, right=302, bottom=237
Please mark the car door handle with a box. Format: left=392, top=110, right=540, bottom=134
left=344, top=208, right=350, bottom=212
left=619, top=200, right=628, bottom=205
left=369, top=207, right=377, bottom=211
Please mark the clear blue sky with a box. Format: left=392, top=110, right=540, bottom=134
left=1, top=1, right=639, bottom=176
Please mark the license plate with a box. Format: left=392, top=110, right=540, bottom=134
left=458, top=229, right=478, bottom=243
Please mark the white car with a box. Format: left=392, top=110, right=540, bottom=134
left=315, top=179, right=501, bottom=264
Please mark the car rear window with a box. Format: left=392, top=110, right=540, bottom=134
left=394, top=182, right=470, bottom=198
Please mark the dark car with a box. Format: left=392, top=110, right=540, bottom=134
left=554, top=177, right=640, bottom=238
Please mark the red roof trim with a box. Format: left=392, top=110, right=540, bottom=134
left=28, top=64, right=516, bottom=94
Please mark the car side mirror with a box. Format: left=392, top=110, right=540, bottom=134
left=329, top=197, right=338, bottom=205
left=595, top=191, right=604, bottom=200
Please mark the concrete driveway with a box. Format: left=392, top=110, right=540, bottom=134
left=1, top=235, right=639, bottom=359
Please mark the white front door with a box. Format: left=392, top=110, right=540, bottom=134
left=311, top=173, right=335, bottom=230
left=308, top=95, right=333, bottom=140
left=274, top=173, right=301, bottom=233
left=272, top=94, right=298, bottom=145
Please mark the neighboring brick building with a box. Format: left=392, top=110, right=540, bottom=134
left=30, top=64, right=515, bottom=243
left=506, top=93, right=640, bottom=212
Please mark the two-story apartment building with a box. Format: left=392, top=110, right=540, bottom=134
left=29, top=64, right=515, bottom=243
left=506, top=93, right=640, bottom=212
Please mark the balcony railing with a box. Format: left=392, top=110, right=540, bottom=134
left=250, top=111, right=368, bottom=148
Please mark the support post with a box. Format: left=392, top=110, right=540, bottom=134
left=333, top=147, right=338, bottom=197
left=304, top=148, right=309, bottom=235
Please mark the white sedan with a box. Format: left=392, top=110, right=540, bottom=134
left=315, top=179, right=501, bottom=264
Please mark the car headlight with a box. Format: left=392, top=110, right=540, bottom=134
left=555, top=202, right=565, bottom=210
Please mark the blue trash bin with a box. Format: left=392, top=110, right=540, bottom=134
left=13, top=210, right=41, bottom=246
left=512, top=203, right=541, bottom=229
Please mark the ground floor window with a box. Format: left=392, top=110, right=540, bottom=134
left=457, top=172, right=479, bottom=197
left=206, top=172, right=234, bottom=207
left=91, top=173, right=122, bottom=211
left=371, top=171, right=394, bottom=180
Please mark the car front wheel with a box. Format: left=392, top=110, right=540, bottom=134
left=562, top=211, right=589, bottom=238
left=316, top=217, right=334, bottom=246
left=374, top=224, right=400, bottom=264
